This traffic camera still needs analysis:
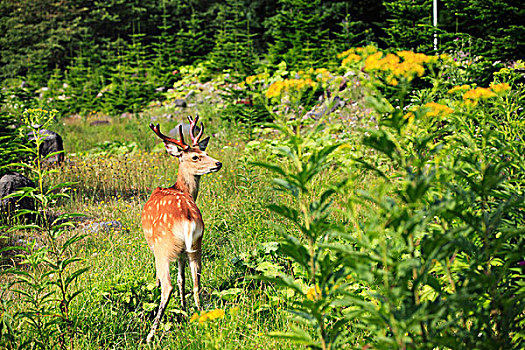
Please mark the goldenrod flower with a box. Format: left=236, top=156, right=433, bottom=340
left=424, top=102, right=454, bottom=117
left=189, top=313, right=199, bottom=323
left=306, top=285, right=321, bottom=301
left=265, top=81, right=285, bottom=98
left=364, top=52, right=383, bottom=71
left=447, top=84, right=471, bottom=94
left=490, top=82, right=510, bottom=93
left=190, top=309, right=225, bottom=324
left=341, top=53, right=362, bottom=66
left=463, top=87, right=496, bottom=101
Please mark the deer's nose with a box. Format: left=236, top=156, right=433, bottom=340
left=216, top=162, right=222, bottom=169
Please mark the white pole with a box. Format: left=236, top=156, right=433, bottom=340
left=433, top=0, right=438, bottom=51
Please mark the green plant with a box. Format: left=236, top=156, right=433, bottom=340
left=0, top=108, right=87, bottom=349
left=255, top=47, right=524, bottom=349
left=252, top=105, right=351, bottom=349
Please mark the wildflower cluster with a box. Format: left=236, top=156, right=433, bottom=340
left=306, top=285, right=321, bottom=301
left=338, top=47, right=449, bottom=87
left=423, top=102, right=454, bottom=117
left=447, top=84, right=471, bottom=94
left=265, top=77, right=316, bottom=99
left=189, top=309, right=225, bottom=324
left=22, top=108, right=58, bottom=130
left=460, top=82, right=510, bottom=106
left=245, top=73, right=270, bottom=86
left=264, top=68, right=332, bottom=100
left=338, top=46, right=378, bottom=67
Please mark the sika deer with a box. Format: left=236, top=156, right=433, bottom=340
left=142, top=116, right=222, bottom=343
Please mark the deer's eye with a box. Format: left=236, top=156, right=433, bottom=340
left=192, top=155, right=199, bottom=161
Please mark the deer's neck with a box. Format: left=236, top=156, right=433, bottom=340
left=175, top=167, right=201, bottom=201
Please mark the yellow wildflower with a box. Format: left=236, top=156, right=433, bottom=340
left=337, top=48, right=356, bottom=59
left=403, top=112, right=415, bottom=123
left=265, top=81, right=285, bottom=98
left=190, top=309, right=225, bottom=325
left=246, top=75, right=257, bottom=85
left=189, top=313, right=200, bottom=323
left=356, top=45, right=378, bottom=55
left=424, top=102, right=454, bottom=117
left=386, top=75, right=398, bottom=86
left=490, top=82, right=510, bottom=93
left=342, top=53, right=362, bottom=66
left=463, top=87, right=496, bottom=101
left=306, top=285, right=321, bottom=301
left=447, top=84, right=471, bottom=94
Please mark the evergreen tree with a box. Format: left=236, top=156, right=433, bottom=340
left=207, top=0, right=259, bottom=76
left=383, top=0, right=435, bottom=52
left=0, top=0, right=87, bottom=82
left=265, top=0, right=333, bottom=69
left=383, top=0, right=524, bottom=60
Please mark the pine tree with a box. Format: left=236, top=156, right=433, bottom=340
left=207, top=0, right=259, bottom=77
left=383, top=0, right=434, bottom=52
left=265, top=0, right=332, bottom=69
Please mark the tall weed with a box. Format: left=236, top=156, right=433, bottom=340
left=259, top=49, right=524, bottom=349
left=0, top=109, right=87, bottom=349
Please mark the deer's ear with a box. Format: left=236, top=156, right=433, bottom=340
left=198, top=136, right=210, bottom=151
left=164, top=142, right=184, bottom=158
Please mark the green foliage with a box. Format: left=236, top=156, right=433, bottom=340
left=265, top=0, right=332, bottom=68
left=206, top=0, right=260, bottom=77
left=0, top=109, right=87, bottom=349
left=383, top=0, right=525, bottom=61
left=0, top=92, right=26, bottom=177
left=255, top=48, right=524, bottom=349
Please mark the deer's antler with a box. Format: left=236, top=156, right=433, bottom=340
left=187, top=115, right=204, bottom=147
left=149, top=123, right=189, bottom=150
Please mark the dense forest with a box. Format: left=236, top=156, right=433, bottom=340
left=1, top=0, right=524, bottom=115
left=1, top=1, right=524, bottom=349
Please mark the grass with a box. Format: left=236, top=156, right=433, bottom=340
left=18, top=111, right=297, bottom=349
left=1, top=85, right=377, bottom=348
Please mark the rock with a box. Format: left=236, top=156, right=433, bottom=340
left=169, top=122, right=202, bottom=142
left=185, top=90, right=195, bottom=100
left=0, top=172, right=36, bottom=217
left=28, top=129, right=64, bottom=165
left=82, top=220, right=128, bottom=234
left=173, top=99, right=187, bottom=108
left=89, top=120, right=110, bottom=126
left=329, top=96, right=345, bottom=114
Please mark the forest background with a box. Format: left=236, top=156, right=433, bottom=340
left=0, top=0, right=523, bottom=117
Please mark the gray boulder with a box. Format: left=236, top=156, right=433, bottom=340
left=0, top=172, right=36, bottom=217
left=173, top=99, right=187, bottom=108
left=28, top=129, right=64, bottom=165
left=169, top=122, right=202, bottom=142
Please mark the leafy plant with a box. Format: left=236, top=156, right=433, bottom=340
left=256, top=47, right=524, bottom=349
left=0, top=108, right=87, bottom=350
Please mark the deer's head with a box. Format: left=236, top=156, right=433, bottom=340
left=150, top=116, right=222, bottom=176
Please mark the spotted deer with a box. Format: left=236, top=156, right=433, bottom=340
left=142, top=116, right=222, bottom=343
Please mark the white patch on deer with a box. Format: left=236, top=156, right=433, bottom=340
left=184, top=220, right=197, bottom=253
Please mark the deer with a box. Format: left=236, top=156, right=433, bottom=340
left=142, top=116, right=222, bottom=343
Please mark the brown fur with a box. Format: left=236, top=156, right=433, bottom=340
left=142, top=124, right=221, bottom=343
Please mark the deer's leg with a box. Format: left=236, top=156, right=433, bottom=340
left=177, top=257, right=186, bottom=309
left=147, top=256, right=173, bottom=344
left=188, top=250, right=202, bottom=310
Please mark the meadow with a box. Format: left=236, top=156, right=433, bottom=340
left=1, top=47, right=524, bottom=349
